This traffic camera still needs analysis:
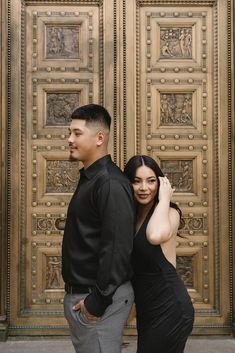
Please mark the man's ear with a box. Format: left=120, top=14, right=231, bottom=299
left=96, top=131, right=105, bottom=146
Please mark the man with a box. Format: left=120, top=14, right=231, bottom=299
left=62, top=104, right=135, bottom=353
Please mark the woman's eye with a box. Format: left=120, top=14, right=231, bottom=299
left=133, top=179, right=140, bottom=184
left=148, top=179, right=156, bottom=183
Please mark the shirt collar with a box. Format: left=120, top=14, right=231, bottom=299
left=79, top=155, right=112, bottom=180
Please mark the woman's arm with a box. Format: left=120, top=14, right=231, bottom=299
left=146, top=177, right=180, bottom=244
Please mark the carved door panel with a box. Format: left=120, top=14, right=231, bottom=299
left=8, top=0, right=118, bottom=335
left=125, top=0, right=233, bottom=334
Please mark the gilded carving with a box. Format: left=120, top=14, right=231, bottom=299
left=46, top=160, right=79, bottom=193
left=179, top=216, right=205, bottom=235
left=160, top=27, right=192, bottom=59
left=55, top=218, right=66, bottom=230
left=161, top=160, right=193, bottom=193
left=177, top=256, right=193, bottom=288
left=35, top=216, right=65, bottom=232
left=46, top=92, right=80, bottom=126
left=160, top=93, right=193, bottom=126
left=37, top=218, right=54, bottom=231
left=46, top=256, right=63, bottom=289
left=46, top=25, right=80, bottom=59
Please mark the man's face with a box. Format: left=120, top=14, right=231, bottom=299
left=68, top=119, right=98, bottom=163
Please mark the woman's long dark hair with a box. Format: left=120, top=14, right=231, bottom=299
left=124, top=155, right=182, bottom=219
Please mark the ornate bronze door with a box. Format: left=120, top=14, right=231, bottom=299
left=1, top=0, right=234, bottom=337
left=124, top=0, right=234, bottom=335
left=6, top=0, right=121, bottom=336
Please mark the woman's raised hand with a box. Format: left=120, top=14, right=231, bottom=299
left=158, top=176, right=175, bottom=202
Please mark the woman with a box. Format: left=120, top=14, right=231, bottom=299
left=124, top=155, right=194, bottom=353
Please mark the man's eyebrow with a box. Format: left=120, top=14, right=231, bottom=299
left=68, top=128, right=83, bottom=132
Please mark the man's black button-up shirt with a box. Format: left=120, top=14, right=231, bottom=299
left=62, top=155, right=135, bottom=316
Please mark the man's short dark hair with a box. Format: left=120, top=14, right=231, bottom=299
left=71, top=104, right=111, bottom=131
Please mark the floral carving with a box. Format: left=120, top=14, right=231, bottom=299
left=35, top=216, right=66, bottom=232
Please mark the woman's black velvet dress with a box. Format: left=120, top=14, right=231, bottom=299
left=132, top=209, right=194, bottom=353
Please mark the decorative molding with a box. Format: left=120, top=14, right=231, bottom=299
left=6, top=0, right=12, bottom=329
left=0, top=0, right=9, bottom=339
left=24, top=0, right=103, bottom=4
left=227, top=0, right=233, bottom=329
left=137, top=0, right=216, bottom=5
left=122, top=0, right=127, bottom=164
left=113, top=0, right=117, bottom=163
left=98, top=0, right=104, bottom=105
left=20, top=0, right=27, bottom=314
left=212, top=0, right=220, bottom=313
left=136, top=0, right=141, bottom=154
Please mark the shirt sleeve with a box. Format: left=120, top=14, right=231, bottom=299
left=84, top=178, right=135, bottom=316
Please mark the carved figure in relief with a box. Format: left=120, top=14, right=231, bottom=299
left=62, top=104, right=135, bottom=353
left=179, top=30, right=186, bottom=57
left=184, top=29, right=192, bottom=57
left=48, top=27, right=59, bottom=54
left=161, top=42, right=173, bottom=57
left=47, top=256, right=61, bottom=288
left=180, top=163, right=193, bottom=191
left=160, top=94, right=175, bottom=123
left=124, top=155, right=194, bottom=353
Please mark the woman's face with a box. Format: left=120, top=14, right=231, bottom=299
left=132, top=165, right=158, bottom=205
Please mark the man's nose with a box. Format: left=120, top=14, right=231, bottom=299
left=68, top=134, right=73, bottom=143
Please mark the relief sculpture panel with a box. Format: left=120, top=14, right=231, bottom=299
left=160, top=160, right=194, bottom=193
left=46, top=256, right=63, bottom=289
left=160, top=93, right=193, bottom=126
left=176, top=256, right=193, bottom=288
left=46, top=92, right=79, bottom=126
left=46, top=160, right=79, bottom=193
left=160, top=27, right=192, bottom=59
left=46, top=25, right=80, bottom=59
